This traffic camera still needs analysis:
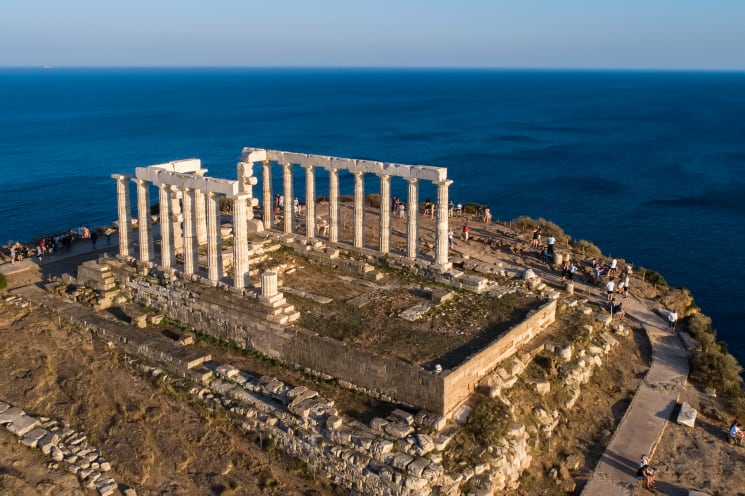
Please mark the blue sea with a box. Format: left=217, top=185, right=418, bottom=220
left=1, top=68, right=744, bottom=366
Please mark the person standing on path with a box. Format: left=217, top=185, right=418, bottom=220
left=668, top=310, right=678, bottom=331
left=462, top=223, right=469, bottom=243
left=91, top=231, right=98, bottom=249
left=546, top=234, right=555, bottom=254
left=606, top=279, right=615, bottom=302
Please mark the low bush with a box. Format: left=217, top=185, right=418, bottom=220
left=0, top=273, right=6, bottom=290
left=510, top=216, right=571, bottom=245
left=571, top=239, right=603, bottom=257
left=638, top=267, right=668, bottom=287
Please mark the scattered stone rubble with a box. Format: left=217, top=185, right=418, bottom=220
left=0, top=400, right=125, bottom=496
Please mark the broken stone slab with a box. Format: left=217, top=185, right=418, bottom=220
left=7, top=414, right=39, bottom=437
left=535, top=381, right=551, bottom=395
left=596, top=313, right=613, bottom=327
left=506, top=423, right=525, bottom=438
left=38, top=431, right=60, bottom=455
left=0, top=406, right=24, bottom=425
left=21, top=427, right=49, bottom=448
left=384, top=421, right=414, bottom=439
left=407, top=457, right=431, bottom=478
left=0, top=401, right=9, bottom=414
left=598, top=331, right=619, bottom=348
left=390, top=452, right=414, bottom=470
left=389, top=408, right=415, bottom=425
left=677, top=402, right=697, bottom=428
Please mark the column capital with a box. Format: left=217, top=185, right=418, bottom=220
left=406, top=177, right=419, bottom=184
left=112, top=173, right=132, bottom=181
left=131, top=177, right=150, bottom=185
left=301, top=164, right=315, bottom=171
left=435, top=179, right=454, bottom=187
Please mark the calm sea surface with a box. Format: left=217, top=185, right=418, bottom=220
left=1, top=68, right=743, bottom=364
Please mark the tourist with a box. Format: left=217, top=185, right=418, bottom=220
left=567, top=262, right=577, bottom=281
left=455, top=203, right=463, bottom=217
left=531, top=227, right=542, bottom=247
left=483, top=207, right=492, bottom=224
left=541, top=246, right=549, bottom=264
left=729, top=420, right=744, bottom=445
left=448, top=229, right=454, bottom=247
left=462, top=223, right=469, bottom=242
left=293, top=197, right=300, bottom=217
left=105, top=227, right=113, bottom=244
left=448, top=200, right=454, bottom=217
left=668, top=310, right=678, bottom=331
left=606, top=279, right=615, bottom=302
left=546, top=234, right=555, bottom=254
left=609, top=258, right=618, bottom=275
left=637, top=455, right=656, bottom=490
left=10, top=244, right=16, bottom=264
left=91, top=230, right=98, bottom=249
left=278, top=194, right=284, bottom=209
left=622, top=274, right=630, bottom=298
left=616, top=278, right=625, bottom=296
left=593, top=265, right=601, bottom=285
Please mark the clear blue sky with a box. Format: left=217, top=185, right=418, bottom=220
left=2, top=0, right=743, bottom=70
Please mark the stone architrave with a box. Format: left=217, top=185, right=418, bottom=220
left=133, top=178, right=154, bottom=262
left=434, top=179, right=453, bottom=267
left=303, top=165, right=316, bottom=238
left=206, top=191, right=223, bottom=282
left=194, top=169, right=208, bottom=245
left=379, top=174, right=391, bottom=253
left=262, top=160, right=272, bottom=230
left=232, top=194, right=251, bottom=289
left=282, top=163, right=293, bottom=234
left=158, top=184, right=174, bottom=268
left=328, top=168, right=340, bottom=243
left=112, top=174, right=134, bottom=257
left=406, top=178, right=419, bottom=259
left=182, top=187, right=198, bottom=274
left=353, top=171, right=365, bottom=248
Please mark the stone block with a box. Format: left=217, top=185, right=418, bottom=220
left=506, top=423, right=525, bottom=438
left=390, top=408, right=415, bottom=425
left=384, top=421, right=414, bottom=439
left=596, top=313, right=613, bottom=327
left=21, top=427, right=49, bottom=448
left=38, top=431, right=60, bottom=455
left=535, top=381, right=551, bottom=395
left=0, top=406, right=24, bottom=425
left=7, top=414, right=39, bottom=437
left=677, top=402, right=697, bottom=428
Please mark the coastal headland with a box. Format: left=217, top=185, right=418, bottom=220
left=1, top=151, right=744, bottom=496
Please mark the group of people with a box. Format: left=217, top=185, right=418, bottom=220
left=6, top=225, right=112, bottom=264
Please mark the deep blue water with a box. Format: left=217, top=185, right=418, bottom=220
left=1, top=68, right=744, bottom=366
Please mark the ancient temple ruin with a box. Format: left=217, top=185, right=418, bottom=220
left=112, top=147, right=454, bottom=288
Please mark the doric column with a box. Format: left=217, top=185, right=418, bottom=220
left=435, top=180, right=453, bottom=266
left=262, top=160, right=272, bottom=229
left=133, top=178, right=154, bottom=262
left=261, top=271, right=278, bottom=298
left=158, top=184, right=174, bottom=268
left=232, top=194, right=250, bottom=289
left=206, top=191, right=223, bottom=282
left=406, top=178, right=419, bottom=259
left=379, top=174, right=391, bottom=254
left=329, top=168, right=340, bottom=243
left=303, top=165, right=316, bottom=238
left=170, top=189, right=183, bottom=255
left=282, top=163, right=293, bottom=234
left=182, top=187, right=198, bottom=274
left=353, top=171, right=364, bottom=248
left=112, top=174, right=134, bottom=258
left=194, top=170, right=207, bottom=245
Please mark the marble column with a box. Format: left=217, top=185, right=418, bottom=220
left=195, top=171, right=207, bottom=245
left=328, top=168, right=340, bottom=243
left=206, top=191, right=223, bottom=282
left=134, top=178, right=154, bottom=262
left=232, top=194, right=250, bottom=289
left=379, top=174, right=391, bottom=253
left=353, top=171, right=364, bottom=248
left=158, top=184, right=174, bottom=268
left=170, top=189, right=183, bottom=255
left=435, top=180, right=453, bottom=266
left=261, top=271, right=278, bottom=298
left=182, top=187, right=198, bottom=274
left=303, top=165, right=316, bottom=238
left=262, top=160, right=272, bottom=230
left=282, top=163, right=293, bottom=234
left=406, top=178, right=419, bottom=259
left=112, top=174, right=134, bottom=258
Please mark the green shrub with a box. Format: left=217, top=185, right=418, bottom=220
left=0, top=273, right=6, bottom=290
left=463, top=396, right=511, bottom=446
left=571, top=239, right=602, bottom=257
left=638, top=267, right=668, bottom=287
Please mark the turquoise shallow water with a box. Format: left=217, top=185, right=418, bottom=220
left=1, top=68, right=743, bottom=365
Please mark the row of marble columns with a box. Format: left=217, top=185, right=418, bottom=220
left=259, top=161, right=452, bottom=266
left=113, top=174, right=252, bottom=289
